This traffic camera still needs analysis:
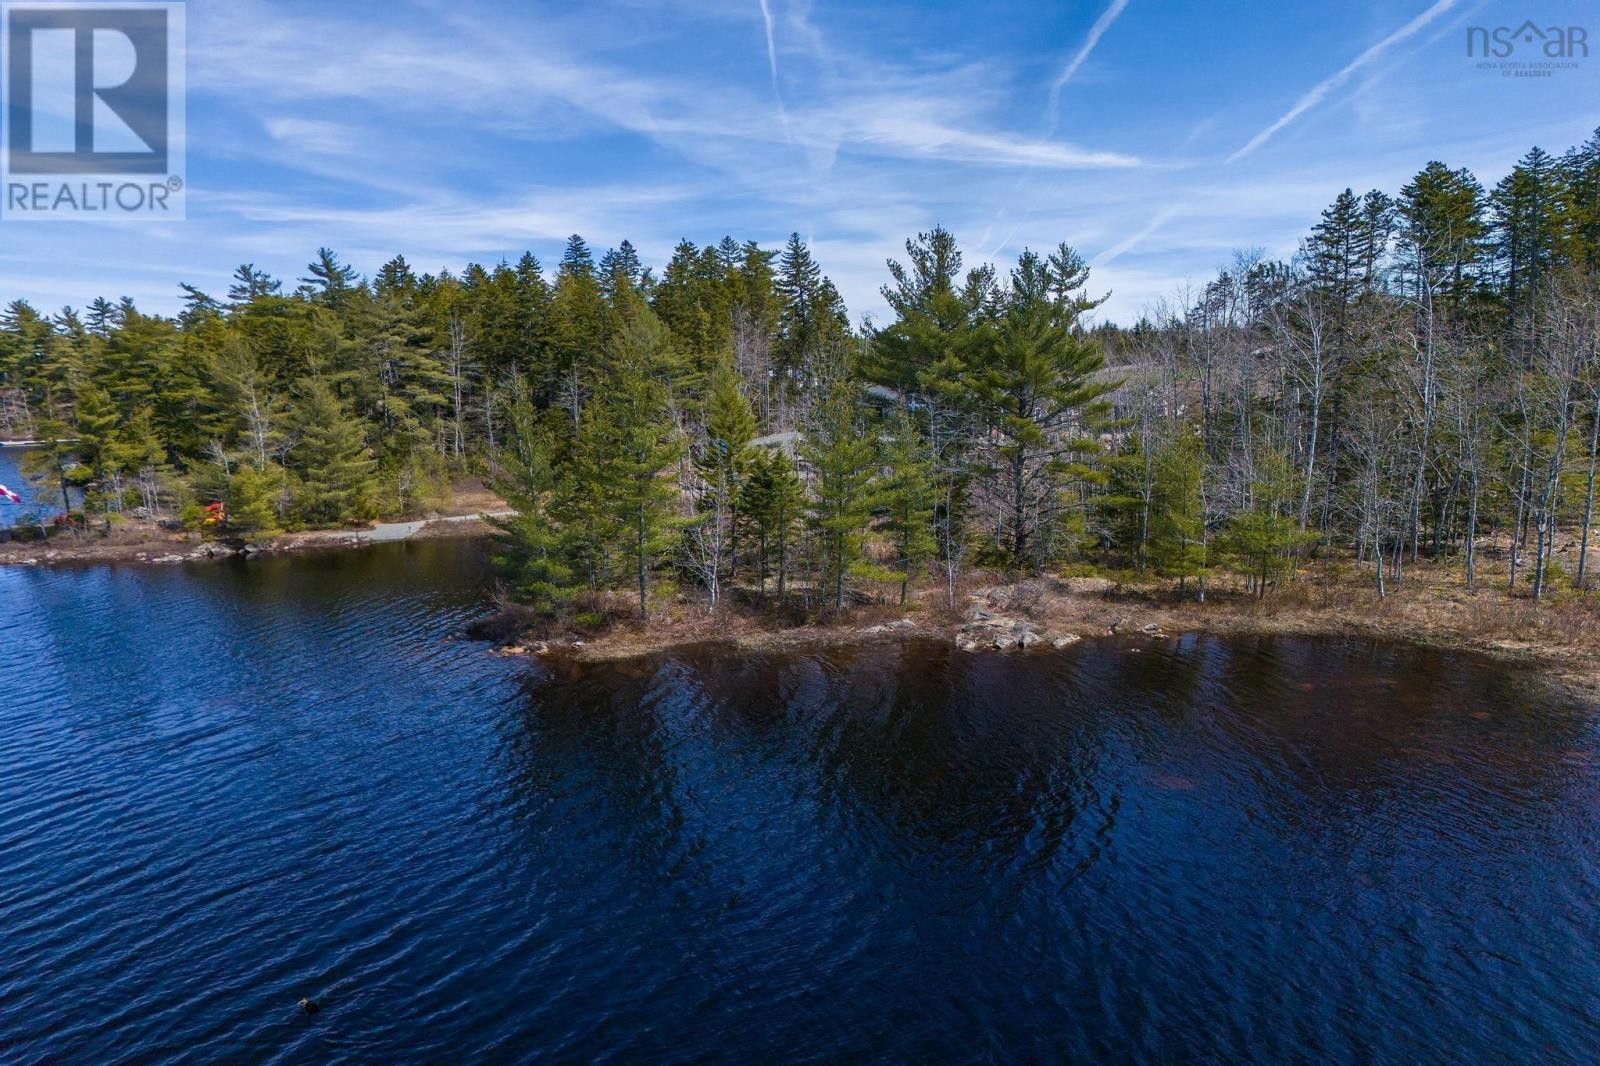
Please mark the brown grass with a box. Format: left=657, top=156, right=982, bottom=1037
left=498, top=555, right=1600, bottom=698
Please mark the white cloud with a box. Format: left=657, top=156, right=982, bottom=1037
left=263, top=118, right=364, bottom=157
left=8, top=0, right=1592, bottom=335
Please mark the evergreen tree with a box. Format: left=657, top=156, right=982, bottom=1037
left=487, top=393, right=578, bottom=612
left=1306, top=188, right=1391, bottom=306
left=870, top=226, right=980, bottom=398
left=590, top=308, right=686, bottom=618
left=73, top=383, right=120, bottom=486
left=85, top=297, right=121, bottom=337
left=966, top=247, right=1110, bottom=569
left=740, top=448, right=805, bottom=601
left=598, top=239, right=647, bottom=298
left=107, top=405, right=169, bottom=514
left=19, top=418, right=78, bottom=517
left=802, top=377, right=879, bottom=610
left=775, top=233, right=847, bottom=388
left=1396, top=162, right=1486, bottom=304
left=1491, top=147, right=1573, bottom=347
left=285, top=378, right=377, bottom=526
left=1147, top=434, right=1207, bottom=598
left=1563, top=128, right=1600, bottom=273
left=299, top=248, right=360, bottom=307
left=697, top=356, right=757, bottom=588
left=226, top=461, right=288, bottom=538
left=1220, top=448, right=1311, bottom=597
left=1097, top=435, right=1155, bottom=566
left=652, top=239, right=733, bottom=383
left=179, top=284, right=222, bottom=327
left=702, top=356, right=756, bottom=476
left=878, top=408, right=936, bottom=603
left=547, top=235, right=607, bottom=415
left=228, top=264, right=282, bottom=305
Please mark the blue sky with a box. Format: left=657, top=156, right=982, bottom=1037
left=3, top=0, right=1598, bottom=324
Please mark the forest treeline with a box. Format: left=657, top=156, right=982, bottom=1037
left=1, top=128, right=1597, bottom=612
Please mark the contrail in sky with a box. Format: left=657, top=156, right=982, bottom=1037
left=757, top=0, right=796, bottom=145
left=1045, top=0, right=1131, bottom=131
left=1226, top=0, right=1458, bottom=164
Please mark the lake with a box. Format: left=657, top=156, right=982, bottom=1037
left=2, top=540, right=1597, bottom=1063
left=0, top=444, right=84, bottom=529
left=0, top=446, right=48, bottom=527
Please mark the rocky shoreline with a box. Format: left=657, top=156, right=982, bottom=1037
left=7, top=518, right=1594, bottom=701
left=483, top=574, right=1600, bottom=701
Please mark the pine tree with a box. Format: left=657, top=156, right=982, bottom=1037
left=299, top=248, right=360, bottom=307
left=226, top=461, right=287, bottom=538
left=1396, top=162, right=1486, bottom=304
left=227, top=264, right=282, bottom=305
left=547, top=236, right=607, bottom=416
left=591, top=308, right=687, bottom=618
left=965, top=247, right=1110, bottom=569
left=651, top=240, right=734, bottom=386
left=360, top=278, right=452, bottom=463
left=870, top=227, right=980, bottom=399
left=1306, top=189, right=1391, bottom=307
left=740, top=448, right=805, bottom=601
left=487, top=393, right=578, bottom=612
left=553, top=415, right=621, bottom=596
left=802, top=377, right=879, bottom=610
left=598, top=240, right=646, bottom=298
left=108, top=406, right=170, bottom=515
left=1357, top=191, right=1396, bottom=287
left=878, top=408, right=936, bottom=603
left=775, top=233, right=847, bottom=388
left=696, top=356, right=757, bottom=590
left=1563, top=127, right=1600, bottom=274
left=85, top=297, right=121, bottom=337
left=179, top=284, right=222, bottom=327
left=1097, top=435, right=1154, bottom=566
left=19, top=418, right=78, bottom=517
left=702, top=357, right=756, bottom=476
left=730, top=240, right=780, bottom=334
left=1147, top=433, right=1207, bottom=598
left=285, top=378, right=377, bottom=527
left=1491, top=147, right=1573, bottom=349
left=1220, top=448, right=1311, bottom=597
left=73, top=383, right=120, bottom=485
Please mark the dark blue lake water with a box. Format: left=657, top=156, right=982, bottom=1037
left=0, top=446, right=55, bottom=527
left=2, top=540, right=1598, bottom=1063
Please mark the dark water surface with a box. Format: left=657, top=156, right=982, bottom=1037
left=0, top=446, right=66, bottom=528
left=3, top=541, right=1598, bottom=1063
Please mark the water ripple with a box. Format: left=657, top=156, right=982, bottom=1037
left=2, top=543, right=1598, bottom=1062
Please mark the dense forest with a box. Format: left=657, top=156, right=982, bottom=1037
left=2, top=127, right=1597, bottom=614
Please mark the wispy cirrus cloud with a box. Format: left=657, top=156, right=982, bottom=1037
left=5, top=0, right=1592, bottom=331
left=194, top=0, right=1138, bottom=179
